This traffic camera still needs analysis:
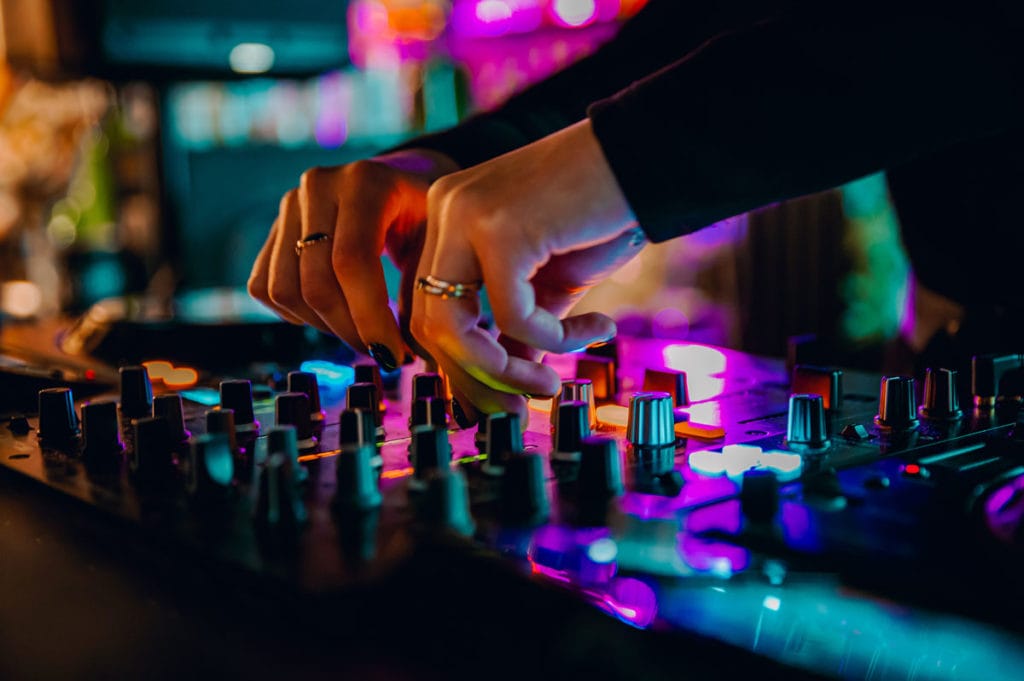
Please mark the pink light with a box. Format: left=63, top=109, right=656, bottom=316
left=476, top=0, right=513, bottom=23
left=550, top=0, right=598, bottom=28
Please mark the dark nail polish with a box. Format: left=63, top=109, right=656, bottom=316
left=369, top=343, right=398, bottom=372
left=451, top=398, right=472, bottom=429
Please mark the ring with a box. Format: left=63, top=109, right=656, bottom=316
left=295, top=232, right=331, bottom=256
left=415, top=275, right=483, bottom=299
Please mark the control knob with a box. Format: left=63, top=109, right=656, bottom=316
left=875, top=376, right=919, bottom=431
left=785, top=393, right=830, bottom=452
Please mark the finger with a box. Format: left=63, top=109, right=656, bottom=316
left=291, top=180, right=365, bottom=351
left=248, top=219, right=305, bottom=325
left=267, top=191, right=334, bottom=335
left=434, top=356, right=529, bottom=424
left=330, top=195, right=407, bottom=370
left=473, top=238, right=615, bottom=353
left=415, top=230, right=555, bottom=396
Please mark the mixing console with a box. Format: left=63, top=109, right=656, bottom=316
left=3, top=336, right=1024, bottom=680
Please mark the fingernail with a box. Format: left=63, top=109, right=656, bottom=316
left=451, top=398, right=472, bottom=429
left=368, top=343, right=398, bottom=372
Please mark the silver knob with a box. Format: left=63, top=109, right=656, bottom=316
left=785, top=393, right=830, bottom=451
left=626, top=392, right=675, bottom=447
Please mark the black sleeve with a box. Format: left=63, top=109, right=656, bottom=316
left=399, top=0, right=793, bottom=167
left=588, top=7, right=1024, bottom=241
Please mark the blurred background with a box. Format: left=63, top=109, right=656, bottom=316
left=0, top=0, right=910, bottom=363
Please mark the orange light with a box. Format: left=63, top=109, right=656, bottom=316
left=381, top=467, right=413, bottom=480
left=143, top=361, right=174, bottom=381
left=164, top=367, right=199, bottom=389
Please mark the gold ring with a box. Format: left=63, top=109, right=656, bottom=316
left=295, top=232, right=331, bottom=256
left=415, top=275, right=483, bottom=299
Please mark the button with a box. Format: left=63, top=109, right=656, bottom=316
left=286, top=371, right=325, bottom=422
left=875, top=376, right=919, bottom=431
left=500, top=453, right=549, bottom=525
left=275, top=392, right=317, bottom=451
left=482, top=411, right=523, bottom=476
left=219, top=380, right=259, bottom=433
left=37, top=387, right=80, bottom=446
left=785, top=394, right=830, bottom=452
left=643, top=368, right=689, bottom=407
left=901, top=463, right=929, bottom=479
left=81, top=400, right=122, bottom=468
left=840, top=423, right=870, bottom=441
left=152, top=393, right=191, bottom=445
left=919, top=367, right=962, bottom=421
left=626, top=392, right=675, bottom=447
left=119, top=366, right=153, bottom=419
left=334, top=443, right=383, bottom=511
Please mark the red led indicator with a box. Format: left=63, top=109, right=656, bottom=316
left=904, top=464, right=921, bottom=475
left=84, top=369, right=96, bottom=381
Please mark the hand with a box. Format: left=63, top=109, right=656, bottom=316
left=247, top=149, right=460, bottom=370
left=411, top=119, right=646, bottom=422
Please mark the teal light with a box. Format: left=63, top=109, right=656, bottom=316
left=181, top=387, right=221, bottom=406
left=300, top=360, right=356, bottom=393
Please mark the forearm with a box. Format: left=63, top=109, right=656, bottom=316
left=589, top=7, right=1024, bottom=241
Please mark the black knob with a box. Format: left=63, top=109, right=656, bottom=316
left=785, top=394, right=830, bottom=451
left=412, top=372, right=444, bottom=402
left=220, top=380, right=258, bottom=432
left=131, top=416, right=174, bottom=485
left=551, top=379, right=597, bottom=430
left=791, top=365, right=844, bottom=411
left=37, top=387, right=79, bottom=445
left=482, top=412, right=523, bottom=476
left=347, top=382, right=383, bottom=439
left=642, top=369, right=689, bottom=407
left=265, top=425, right=306, bottom=482
left=287, top=371, right=325, bottom=423
left=339, top=408, right=377, bottom=448
left=275, top=392, right=317, bottom=451
left=578, top=436, right=624, bottom=501
left=254, top=450, right=307, bottom=530
left=740, top=469, right=779, bottom=524
left=626, top=392, right=675, bottom=447
left=410, top=396, right=447, bottom=429
left=875, top=376, right=919, bottom=431
left=334, top=443, right=383, bottom=511
left=119, top=366, right=153, bottom=419
left=500, top=453, right=549, bottom=525
left=153, top=393, right=191, bottom=444
left=418, top=470, right=475, bottom=537
left=205, top=408, right=237, bottom=453
left=410, top=425, right=451, bottom=490
left=552, top=400, right=590, bottom=462
left=920, top=368, right=962, bottom=421
left=187, top=433, right=234, bottom=500
left=81, top=399, right=122, bottom=467
left=354, top=364, right=384, bottom=398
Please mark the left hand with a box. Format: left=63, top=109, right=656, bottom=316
left=409, top=120, right=647, bottom=423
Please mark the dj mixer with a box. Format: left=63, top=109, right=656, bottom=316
left=3, top=334, right=1024, bottom=680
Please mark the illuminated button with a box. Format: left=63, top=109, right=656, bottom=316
left=164, top=367, right=198, bottom=389
left=901, top=463, right=929, bottom=478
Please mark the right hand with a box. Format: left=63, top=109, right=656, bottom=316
left=247, top=148, right=460, bottom=370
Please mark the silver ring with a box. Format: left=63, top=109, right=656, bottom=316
left=415, top=275, right=483, bottom=299
left=295, top=232, right=331, bottom=256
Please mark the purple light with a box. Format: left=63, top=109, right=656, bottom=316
left=450, top=0, right=544, bottom=38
